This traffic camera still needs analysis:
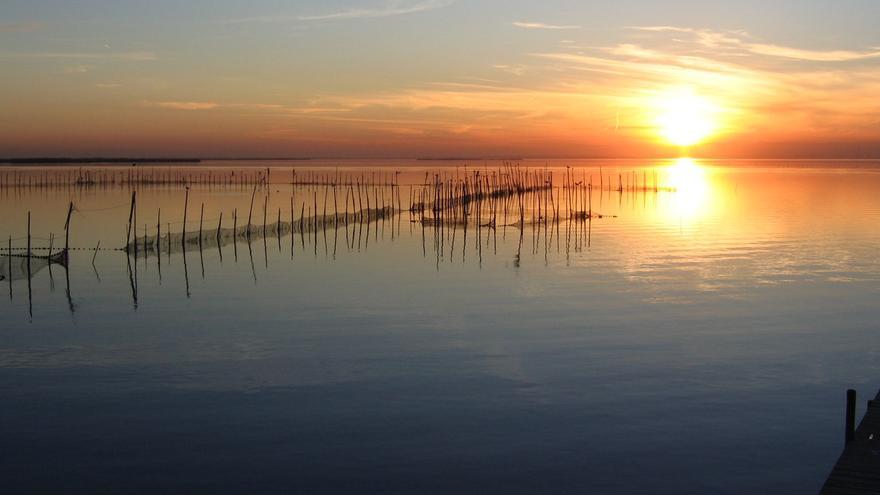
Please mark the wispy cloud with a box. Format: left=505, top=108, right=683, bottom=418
left=221, top=0, right=454, bottom=24
left=300, top=0, right=454, bottom=20
left=631, top=25, right=880, bottom=62
left=512, top=21, right=580, bottom=30
left=0, top=21, right=44, bottom=33
left=630, top=26, right=693, bottom=33
left=63, top=64, right=93, bottom=74
left=146, top=101, right=315, bottom=112
left=3, top=51, right=158, bottom=61
left=748, top=44, right=880, bottom=62
left=151, top=101, right=220, bottom=111
left=492, top=64, right=526, bottom=76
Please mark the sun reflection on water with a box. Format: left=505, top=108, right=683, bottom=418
left=664, top=158, right=711, bottom=223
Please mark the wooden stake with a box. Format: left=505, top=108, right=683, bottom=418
left=7, top=235, right=11, bottom=298
left=247, top=184, right=257, bottom=237
left=263, top=194, right=268, bottom=238
left=182, top=188, right=189, bottom=246
left=199, top=203, right=205, bottom=246
left=64, top=202, right=73, bottom=253
left=27, top=211, right=31, bottom=261
left=126, top=191, right=136, bottom=249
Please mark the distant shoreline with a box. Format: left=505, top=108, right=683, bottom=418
left=3, top=157, right=880, bottom=165
left=416, top=157, right=525, bottom=161
left=0, top=158, right=203, bottom=164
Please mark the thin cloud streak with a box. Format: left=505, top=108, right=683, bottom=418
left=748, top=44, right=880, bottom=62
left=150, top=101, right=220, bottom=111
left=145, top=101, right=351, bottom=114
left=631, top=25, right=880, bottom=62
left=3, top=51, right=158, bottom=61
left=220, top=0, right=454, bottom=24
left=0, top=21, right=45, bottom=33
left=299, top=0, right=454, bottom=20
left=512, top=21, right=580, bottom=30
left=63, top=64, right=94, bottom=74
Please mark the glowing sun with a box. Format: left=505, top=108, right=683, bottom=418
left=655, top=89, right=717, bottom=147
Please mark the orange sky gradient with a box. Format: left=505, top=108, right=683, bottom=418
left=2, top=2, right=880, bottom=158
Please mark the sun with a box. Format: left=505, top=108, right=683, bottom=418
left=654, top=89, right=717, bottom=147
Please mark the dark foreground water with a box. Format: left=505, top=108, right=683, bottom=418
left=1, top=159, right=879, bottom=494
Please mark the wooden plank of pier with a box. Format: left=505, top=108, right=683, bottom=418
left=821, top=389, right=880, bottom=494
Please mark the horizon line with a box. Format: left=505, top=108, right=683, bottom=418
left=4, top=156, right=880, bottom=164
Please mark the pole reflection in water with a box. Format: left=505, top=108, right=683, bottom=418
left=4, top=161, right=880, bottom=495
left=3, top=178, right=648, bottom=313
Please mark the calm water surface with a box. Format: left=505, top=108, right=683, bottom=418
left=1, top=159, right=879, bottom=494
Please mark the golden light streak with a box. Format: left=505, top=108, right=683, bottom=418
left=664, top=158, right=711, bottom=222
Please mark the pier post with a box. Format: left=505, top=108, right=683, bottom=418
left=8, top=235, right=12, bottom=298
left=199, top=203, right=204, bottom=247
left=126, top=191, right=136, bottom=250
left=846, top=389, right=857, bottom=444
left=27, top=212, right=31, bottom=262
left=64, top=202, right=73, bottom=253
left=246, top=185, right=257, bottom=238
left=182, top=188, right=189, bottom=246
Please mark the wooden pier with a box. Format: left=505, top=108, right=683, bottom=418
left=821, top=389, right=880, bottom=494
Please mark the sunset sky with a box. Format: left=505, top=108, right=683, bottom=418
left=2, top=0, right=880, bottom=158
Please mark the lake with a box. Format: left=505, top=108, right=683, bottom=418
left=1, top=158, right=879, bottom=494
